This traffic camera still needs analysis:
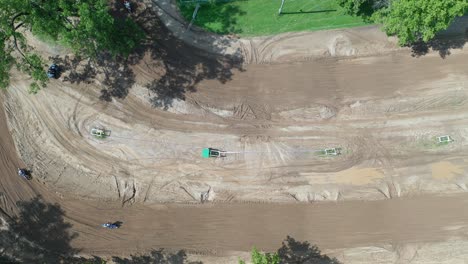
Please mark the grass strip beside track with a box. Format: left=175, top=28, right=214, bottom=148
left=178, top=0, right=369, bottom=36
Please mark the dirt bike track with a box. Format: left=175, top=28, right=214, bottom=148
left=2, top=1, right=468, bottom=262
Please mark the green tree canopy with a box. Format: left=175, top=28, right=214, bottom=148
left=239, top=248, right=280, bottom=264
left=0, top=0, right=144, bottom=92
left=338, top=0, right=468, bottom=45
left=338, top=0, right=390, bottom=18
left=375, top=0, right=468, bottom=45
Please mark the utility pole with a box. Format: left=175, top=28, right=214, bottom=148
left=187, top=3, right=201, bottom=32
left=278, top=0, right=285, bottom=15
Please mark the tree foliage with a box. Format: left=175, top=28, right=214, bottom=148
left=238, top=237, right=341, bottom=264
left=375, top=0, right=468, bottom=44
left=0, top=0, right=144, bottom=92
left=338, top=0, right=468, bottom=45
left=0, top=36, right=13, bottom=89
left=239, top=248, right=280, bottom=264
left=337, top=0, right=390, bottom=18
left=0, top=197, right=79, bottom=263
left=277, top=236, right=341, bottom=264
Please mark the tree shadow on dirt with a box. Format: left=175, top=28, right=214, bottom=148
left=132, top=6, right=244, bottom=109
left=0, top=196, right=79, bottom=263
left=111, top=249, right=203, bottom=264
left=51, top=2, right=243, bottom=109
left=50, top=53, right=136, bottom=102
left=411, top=16, right=467, bottom=58
left=277, top=236, right=341, bottom=264
left=97, top=53, right=136, bottom=102
left=49, top=55, right=97, bottom=84
left=410, top=34, right=467, bottom=58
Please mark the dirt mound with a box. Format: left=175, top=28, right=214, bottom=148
left=239, top=26, right=404, bottom=63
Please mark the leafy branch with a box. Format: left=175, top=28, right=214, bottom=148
left=0, top=0, right=144, bottom=92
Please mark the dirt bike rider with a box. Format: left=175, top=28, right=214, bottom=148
left=102, top=222, right=120, bottom=229
left=47, top=64, right=59, bottom=78
left=18, top=168, right=27, bottom=176
left=18, top=168, right=32, bottom=180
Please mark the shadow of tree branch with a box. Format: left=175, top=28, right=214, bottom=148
left=410, top=34, right=467, bottom=58
left=135, top=6, right=244, bottom=109
left=0, top=196, right=79, bottom=264
left=111, top=249, right=203, bottom=264
left=411, top=15, right=467, bottom=58
left=50, top=2, right=243, bottom=109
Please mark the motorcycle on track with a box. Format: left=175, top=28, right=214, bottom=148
left=102, top=222, right=120, bottom=229
left=18, top=168, right=32, bottom=180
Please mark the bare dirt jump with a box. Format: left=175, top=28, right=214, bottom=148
left=2, top=1, right=468, bottom=263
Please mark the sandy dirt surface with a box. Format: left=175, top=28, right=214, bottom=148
left=1, top=1, right=468, bottom=262
left=3, top=133, right=468, bottom=264
left=4, top=50, right=468, bottom=261
left=7, top=50, right=468, bottom=204
left=3, top=113, right=468, bottom=263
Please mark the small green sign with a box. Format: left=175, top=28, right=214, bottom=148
left=202, top=148, right=210, bottom=158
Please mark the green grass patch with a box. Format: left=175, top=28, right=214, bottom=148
left=418, top=137, right=453, bottom=149
left=93, top=134, right=109, bottom=140
left=178, top=0, right=369, bottom=37
left=315, top=150, right=327, bottom=156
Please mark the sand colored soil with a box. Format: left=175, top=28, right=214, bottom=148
left=1, top=1, right=468, bottom=262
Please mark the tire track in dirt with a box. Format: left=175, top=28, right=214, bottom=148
left=2, top=15, right=468, bottom=260
left=10, top=68, right=468, bottom=204
left=5, top=81, right=468, bottom=260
